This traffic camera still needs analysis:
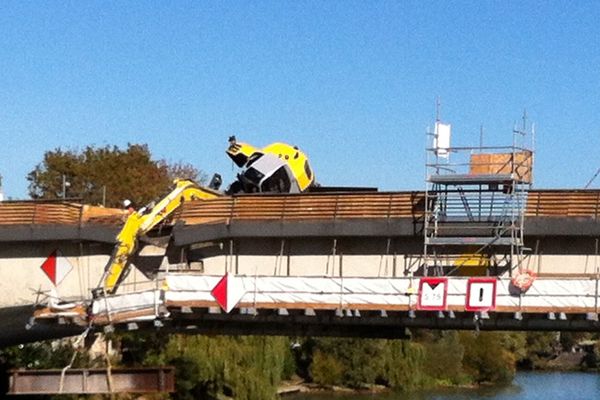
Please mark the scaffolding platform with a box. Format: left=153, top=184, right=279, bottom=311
left=428, top=173, right=527, bottom=185
left=423, top=114, right=534, bottom=276
left=425, top=237, right=517, bottom=246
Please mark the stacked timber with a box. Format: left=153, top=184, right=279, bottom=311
left=176, top=192, right=425, bottom=225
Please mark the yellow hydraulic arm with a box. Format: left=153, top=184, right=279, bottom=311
left=95, top=179, right=219, bottom=296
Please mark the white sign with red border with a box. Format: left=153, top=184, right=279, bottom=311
left=465, top=277, right=497, bottom=311
left=417, top=277, right=448, bottom=311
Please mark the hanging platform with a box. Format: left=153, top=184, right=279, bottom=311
left=8, top=367, right=175, bottom=395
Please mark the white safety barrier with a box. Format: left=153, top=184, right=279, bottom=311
left=162, top=274, right=600, bottom=313
left=87, top=274, right=600, bottom=323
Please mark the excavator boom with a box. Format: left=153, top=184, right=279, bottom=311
left=96, top=179, right=219, bottom=295
left=96, top=138, right=314, bottom=297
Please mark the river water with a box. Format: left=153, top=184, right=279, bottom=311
left=288, top=371, right=600, bottom=400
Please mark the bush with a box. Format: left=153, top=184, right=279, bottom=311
left=459, top=332, right=516, bottom=384
left=421, top=331, right=466, bottom=385
left=310, top=338, right=386, bottom=388
left=310, top=350, right=344, bottom=386
left=382, top=340, right=431, bottom=391
left=145, top=336, right=288, bottom=400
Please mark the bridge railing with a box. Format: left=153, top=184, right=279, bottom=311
left=177, top=192, right=427, bottom=225
left=525, top=190, right=600, bottom=218
left=0, top=201, right=82, bottom=225
left=175, top=190, right=600, bottom=227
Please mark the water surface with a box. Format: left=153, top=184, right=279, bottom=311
left=287, top=371, right=600, bottom=400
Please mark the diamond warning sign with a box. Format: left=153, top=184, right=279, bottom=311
left=211, top=273, right=246, bottom=313
left=40, top=249, right=73, bottom=286
left=417, top=277, right=448, bottom=311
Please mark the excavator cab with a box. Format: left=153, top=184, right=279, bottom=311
left=236, top=153, right=300, bottom=194
left=226, top=136, right=314, bottom=194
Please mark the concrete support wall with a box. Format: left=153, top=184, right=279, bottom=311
left=0, top=241, right=157, bottom=308
left=0, top=235, right=598, bottom=308
left=189, top=236, right=600, bottom=278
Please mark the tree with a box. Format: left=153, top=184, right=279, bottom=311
left=309, top=338, right=386, bottom=388
left=27, top=144, right=203, bottom=208
left=161, top=160, right=208, bottom=185
left=459, top=331, right=516, bottom=384
left=422, top=331, right=466, bottom=385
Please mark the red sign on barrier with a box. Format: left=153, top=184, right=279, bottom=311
left=40, top=249, right=73, bottom=286
left=465, top=277, right=497, bottom=311
left=417, top=277, right=448, bottom=311
left=211, top=273, right=246, bottom=313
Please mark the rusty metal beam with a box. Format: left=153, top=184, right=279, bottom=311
left=8, top=367, right=175, bottom=395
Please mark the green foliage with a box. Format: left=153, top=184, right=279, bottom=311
left=0, top=340, right=91, bottom=370
left=499, top=332, right=527, bottom=362
left=589, top=341, right=600, bottom=369
left=306, top=332, right=521, bottom=391
left=421, top=331, right=466, bottom=385
left=522, top=331, right=559, bottom=369
left=0, top=340, right=99, bottom=400
left=144, top=335, right=289, bottom=400
left=281, top=343, right=297, bottom=380
left=459, top=332, right=516, bottom=384
left=559, top=332, right=590, bottom=352
left=383, top=340, right=430, bottom=391
left=27, top=144, right=202, bottom=207
left=1, top=331, right=557, bottom=398
left=117, top=332, right=167, bottom=366
left=310, top=350, right=344, bottom=386
left=309, top=338, right=386, bottom=388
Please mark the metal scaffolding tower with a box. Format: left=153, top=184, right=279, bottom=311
left=423, top=113, right=534, bottom=277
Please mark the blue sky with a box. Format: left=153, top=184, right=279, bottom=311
left=0, top=1, right=599, bottom=199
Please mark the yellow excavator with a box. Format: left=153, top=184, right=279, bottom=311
left=94, top=138, right=315, bottom=296
left=94, top=179, right=220, bottom=296
left=225, top=136, right=315, bottom=194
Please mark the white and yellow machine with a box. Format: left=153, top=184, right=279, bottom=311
left=225, top=136, right=315, bottom=194
left=95, top=138, right=315, bottom=296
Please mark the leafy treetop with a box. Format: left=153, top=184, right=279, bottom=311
left=27, top=144, right=203, bottom=208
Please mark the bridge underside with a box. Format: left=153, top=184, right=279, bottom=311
left=0, top=305, right=84, bottom=347
left=28, top=306, right=600, bottom=342
left=136, top=308, right=600, bottom=337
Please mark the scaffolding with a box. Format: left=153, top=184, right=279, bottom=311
left=424, top=113, right=534, bottom=277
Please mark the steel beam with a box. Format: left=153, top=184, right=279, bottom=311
left=8, top=367, right=174, bottom=395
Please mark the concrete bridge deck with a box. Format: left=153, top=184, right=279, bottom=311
left=0, top=189, right=599, bottom=344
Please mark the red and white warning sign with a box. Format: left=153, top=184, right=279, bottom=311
left=211, top=273, right=246, bottom=313
left=465, top=277, right=497, bottom=311
left=417, top=277, right=448, bottom=311
left=40, top=249, right=74, bottom=286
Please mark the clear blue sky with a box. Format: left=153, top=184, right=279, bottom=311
left=0, top=1, right=599, bottom=199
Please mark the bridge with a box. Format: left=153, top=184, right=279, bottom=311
left=0, top=188, right=599, bottom=346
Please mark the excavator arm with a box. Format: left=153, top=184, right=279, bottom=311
left=95, top=137, right=314, bottom=297
left=95, top=179, right=219, bottom=296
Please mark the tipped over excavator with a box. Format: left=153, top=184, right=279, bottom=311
left=94, top=137, right=315, bottom=296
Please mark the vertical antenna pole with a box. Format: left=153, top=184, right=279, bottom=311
left=479, top=125, right=484, bottom=151
left=531, top=123, right=535, bottom=189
